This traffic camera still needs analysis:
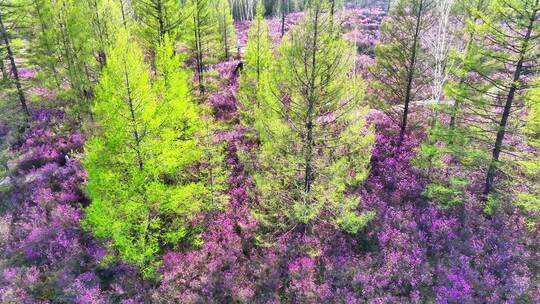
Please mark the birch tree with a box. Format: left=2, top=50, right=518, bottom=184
left=413, top=0, right=455, bottom=184
left=230, top=0, right=255, bottom=21
left=430, top=0, right=454, bottom=105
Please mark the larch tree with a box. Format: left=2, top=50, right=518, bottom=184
left=182, top=0, right=219, bottom=94
left=28, top=0, right=116, bottom=93
left=83, top=30, right=212, bottom=277
left=386, top=0, right=395, bottom=12
left=27, top=0, right=62, bottom=87
left=0, top=1, right=30, bottom=118
left=55, top=0, right=95, bottom=102
left=132, top=0, right=181, bottom=49
left=369, top=0, right=435, bottom=144
left=252, top=0, right=375, bottom=235
left=214, top=0, right=236, bottom=60
left=25, top=0, right=98, bottom=112
left=88, top=0, right=122, bottom=69
left=328, top=0, right=343, bottom=23
left=155, top=33, right=229, bottom=210
left=238, top=2, right=272, bottom=126
left=472, top=0, right=539, bottom=201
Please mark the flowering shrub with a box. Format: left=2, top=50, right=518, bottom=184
left=208, top=60, right=241, bottom=122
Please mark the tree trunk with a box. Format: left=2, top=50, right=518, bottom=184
left=255, top=18, right=261, bottom=85
left=399, top=0, right=423, bottom=144
left=330, top=0, right=335, bottom=23
left=280, top=0, right=286, bottom=38
left=156, top=0, right=166, bottom=43
left=0, top=12, right=30, bottom=118
left=122, top=64, right=145, bottom=171
left=119, top=0, right=128, bottom=30
left=193, top=8, right=205, bottom=94
left=0, top=55, right=7, bottom=80
left=483, top=6, right=537, bottom=197
left=223, top=14, right=229, bottom=59
left=303, top=5, right=320, bottom=194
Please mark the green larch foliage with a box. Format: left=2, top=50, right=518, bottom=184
left=156, top=34, right=229, bottom=211
left=252, top=0, right=375, bottom=235
left=214, top=0, right=237, bottom=60
left=238, top=2, right=272, bottom=127
left=516, top=77, right=540, bottom=218
left=133, top=0, right=182, bottom=49
left=26, top=0, right=98, bottom=113
left=53, top=0, right=96, bottom=103
left=83, top=30, right=209, bottom=277
left=197, top=116, right=230, bottom=209
left=27, top=0, right=63, bottom=88
left=87, top=0, right=123, bottom=69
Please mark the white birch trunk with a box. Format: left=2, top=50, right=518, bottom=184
left=430, top=0, right=454, bottom=104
